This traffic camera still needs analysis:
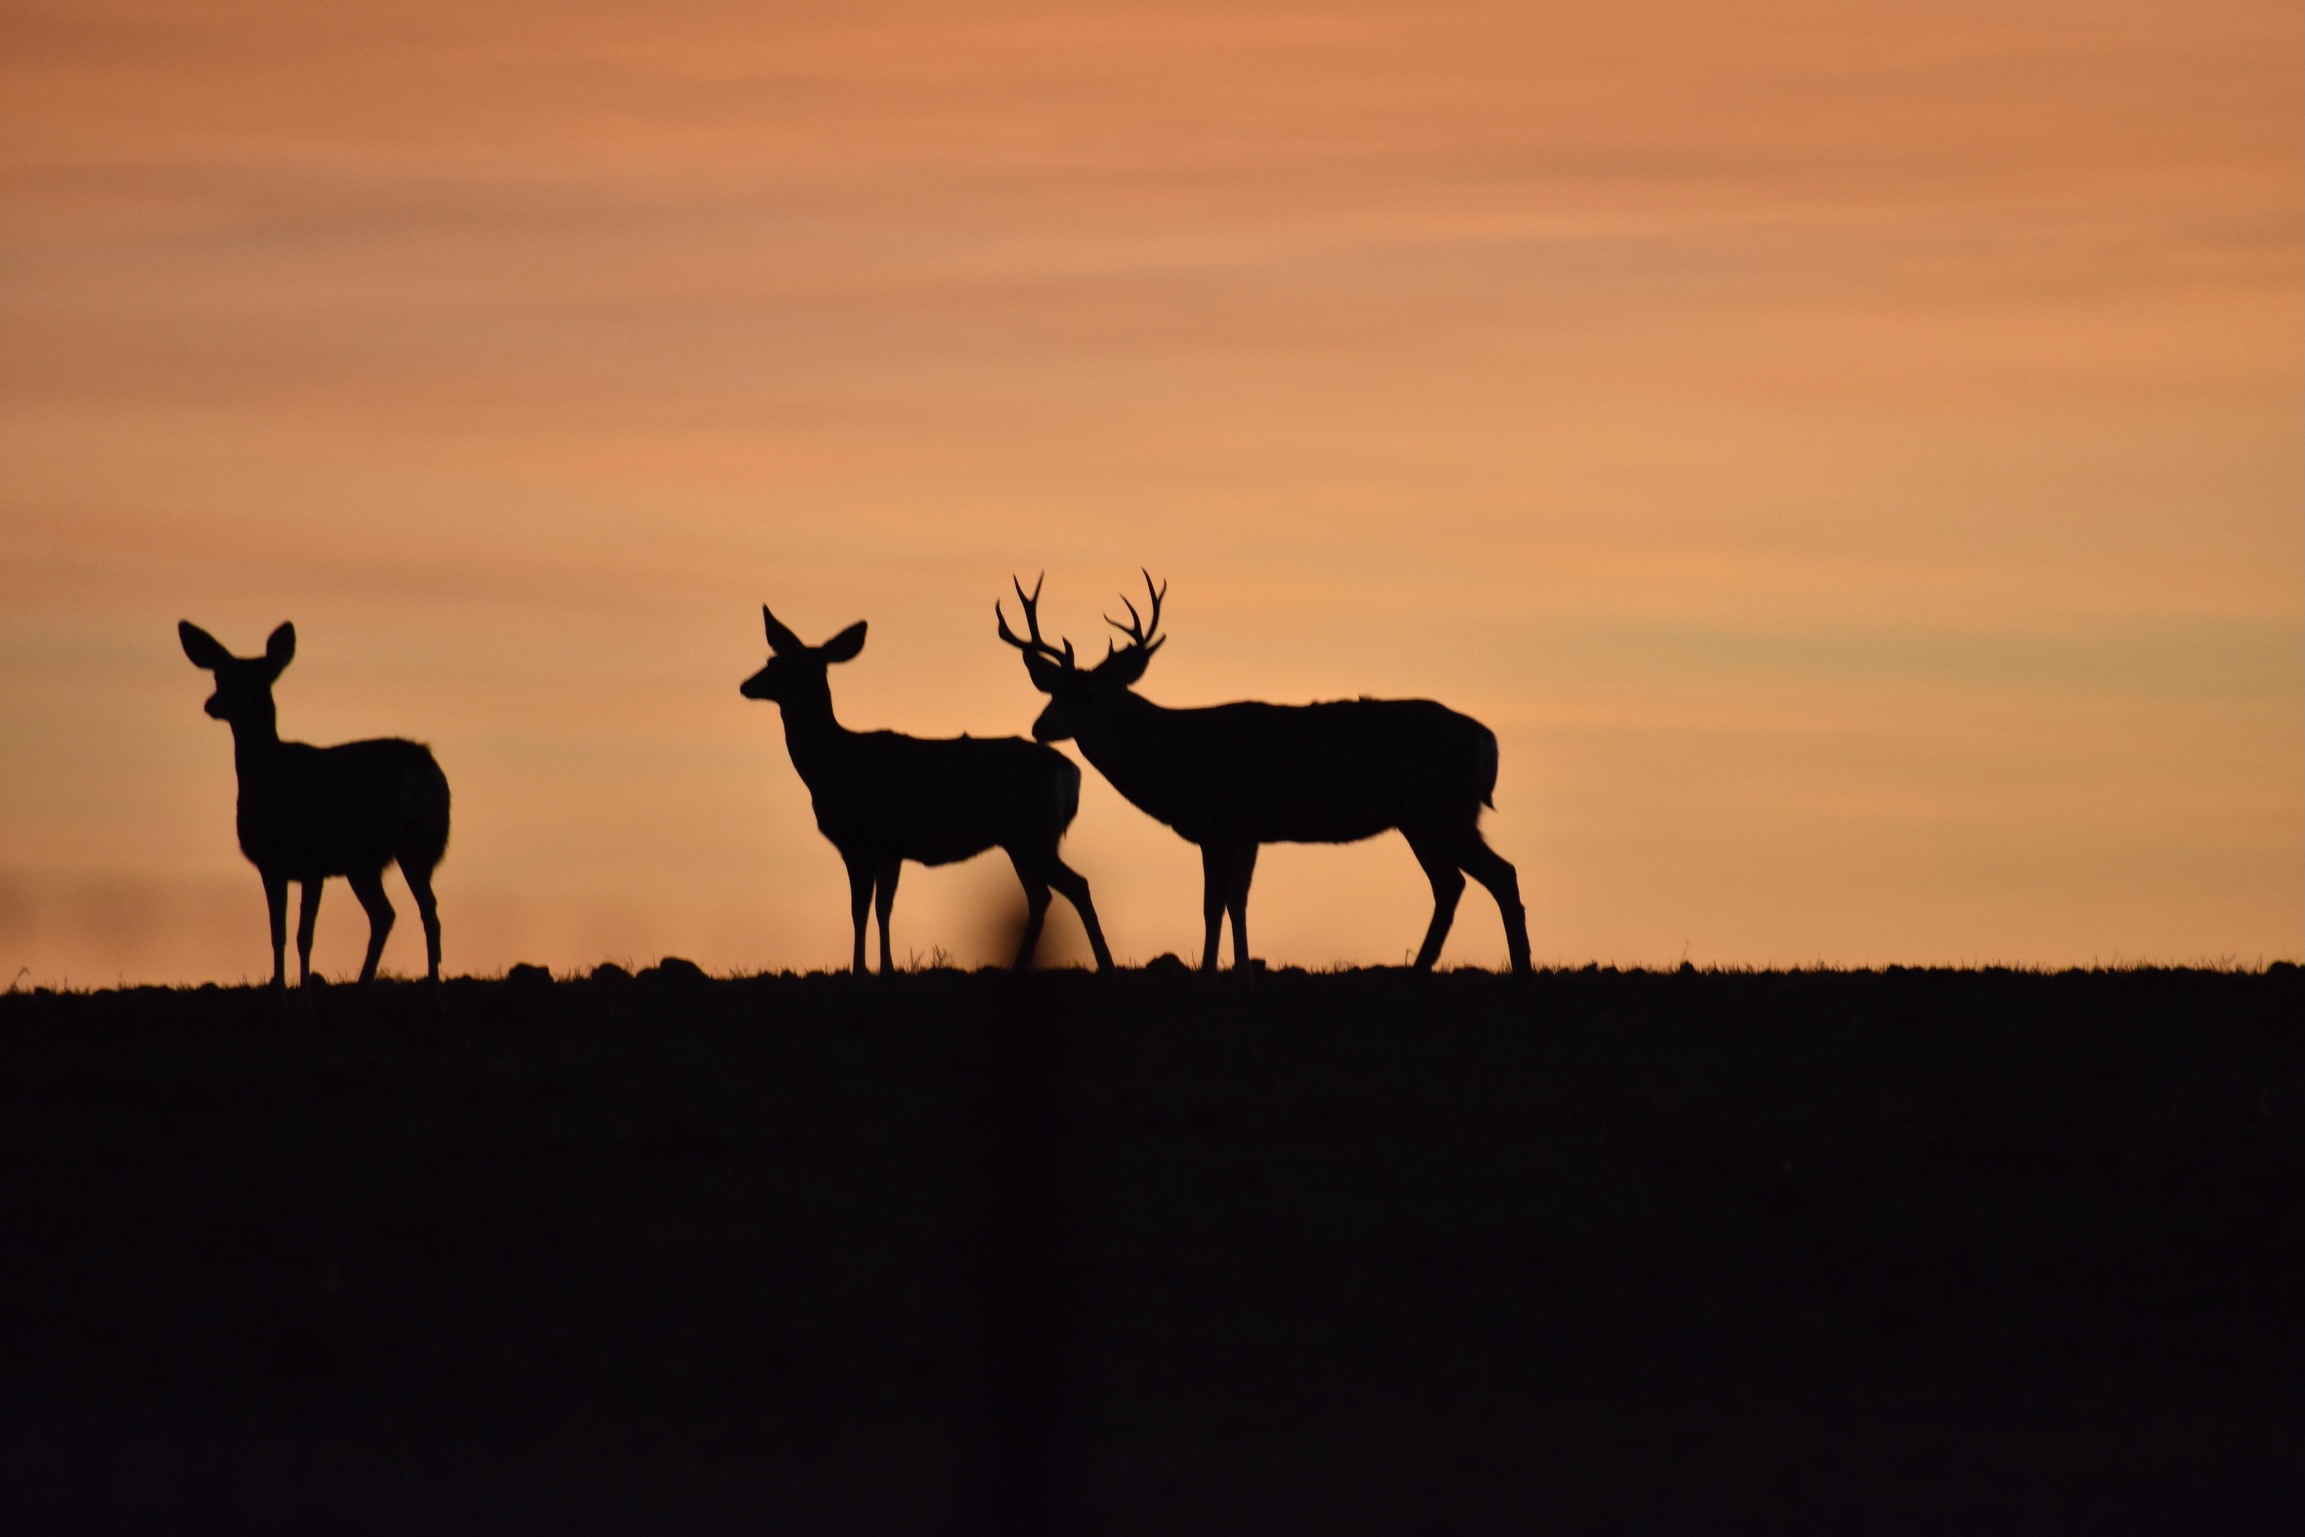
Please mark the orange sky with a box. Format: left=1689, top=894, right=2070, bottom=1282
left=3, top=1, right=2298, bottom=981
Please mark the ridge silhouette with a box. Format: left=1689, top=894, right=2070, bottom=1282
left=178, top=621, right=450, bottom=987
left=998, top=573, right=1533, bottom=974
left=741, top=604, right=1115, bottom=975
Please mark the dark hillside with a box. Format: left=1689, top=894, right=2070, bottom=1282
left=2, top=968, right=2299, bottom=1533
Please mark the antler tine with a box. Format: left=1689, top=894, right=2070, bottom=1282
left=996, top=571, right=1075, bottom=666
left=994, top=602, right=1032, bottom=651
left=1104, top=568, right=1167, bottom=650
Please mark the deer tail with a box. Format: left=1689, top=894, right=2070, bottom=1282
left=1476, top=723, right=1500, bottom=811
left=1052, top=753, right=1083, bottom=833
left=399, top=749, right=452, bottom=873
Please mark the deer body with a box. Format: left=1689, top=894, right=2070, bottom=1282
left=231, top=739, right=446, bottom=874
left=180, top=622, right=450, bottom=988
left=743, top=607, right=1113, bottom=975
left=1000, top=576, right=1533, bottom=974
left=1075, top=694, right=1498, bottom=847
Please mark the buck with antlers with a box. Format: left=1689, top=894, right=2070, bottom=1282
left=741, top=604, right=1115, bottom=975
left=178, top=621, right=450, bottom=988
left=997, top=574, right=1533, bottom=974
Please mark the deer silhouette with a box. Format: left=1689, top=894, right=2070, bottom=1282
left=998, top=574, right=1533, bottom=974
left=178, top=621, right=450, bottom=988
left=741, top=605, right=1115, bottom=975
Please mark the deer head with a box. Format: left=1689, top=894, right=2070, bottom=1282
left=739, top=605, right=867, bottom=708
left=996, top=571, right=1165, bottom=742
left=179, top=621, right=295, bottom=730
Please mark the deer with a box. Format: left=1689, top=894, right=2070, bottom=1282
left=177, top=621, right=450, bottom=988
left=740, top=604, right=1116, bottom=976
left=997, top=573, right=1533, bottom=975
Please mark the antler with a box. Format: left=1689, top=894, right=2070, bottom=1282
left=1104, top=569, right=1167, bottom=657
left=995, top=573, right=1075, bottom=669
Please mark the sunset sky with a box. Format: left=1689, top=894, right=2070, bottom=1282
left=3, top=1, right=2298, bottom=982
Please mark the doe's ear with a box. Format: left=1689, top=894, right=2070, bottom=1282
left=762, top=604, right=805, bottom=655
left=819, top=621, right=867, bottom=664
left=178, top=621, right=232, bottom=671
left=263, top=622, right=297, bottom=676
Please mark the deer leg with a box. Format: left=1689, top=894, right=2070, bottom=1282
left=349, top=868, right=396, bottom=986
left=874, top=858, right=902, bottom=975
left=1010, top=864, right=1053, bottom=973
left=1405, top=832, right=1468, bottom=971
left=295, top=878, right=325, bottom=987
left=1197, top=844, right=1231, bottom=972
left=843, top=854, right=873, bottom=976
left=1227, top=845, right=1259, bottom=972
left=262, top=871, right=290, bottom=989
left=402, top=861, right=443, bottom=982
left=1459, top=834, right=1532, bottom=975
left=1043, top=856, right=1114, bottom=972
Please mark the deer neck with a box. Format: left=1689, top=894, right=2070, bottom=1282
left=226, top=705, right=284, bottom=775
left=1075, top=690, right=1170, bottom=785
left=775, top=684, right=856, bottom=786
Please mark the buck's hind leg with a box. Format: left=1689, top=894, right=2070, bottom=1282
left=1458, top=834, right=1532, bottom=975
left=261, top=871, right=290, bottom=989
left=874, top=858, right=901, bottom=975
left=402, top=860, right=443, bottom=982
left=295, top=878, right=326, bottom=986
left=1405, top=831, right=1469, bottom=971
left=1041, top=854, right=1113, bottom=972
left=348, top=869, right=396, bottom=986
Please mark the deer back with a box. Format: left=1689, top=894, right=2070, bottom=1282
left=799, top=730, right=1082, bottom=867
left=238, top=737, right=449, bottom=877
left=1079, top=695, right=1497, bottom=846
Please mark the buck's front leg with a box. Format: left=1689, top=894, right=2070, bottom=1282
left=1226, top=844, right=1259, bottom=972
left=1197, top=843, right=1229, bottom=972
left=262, top=870, right=289, bottom=989
left=1197, top=842, right=1258, bottom=972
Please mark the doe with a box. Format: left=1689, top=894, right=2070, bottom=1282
left=741, top=604, right=1114, bottom=975
left=178, top=621, right=450, bottom=987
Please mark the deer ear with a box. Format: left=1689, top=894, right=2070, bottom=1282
left=263, top=622, right=296, bottom=676
left=1098, top=636, right=1162, bottom=687
left=762, top=605, right=805, bottom=655
left=179, top=621, right=232, bottom=671
left=819, top=621, right=867, bottom=663
left=1021, top=649, right=1068, bottom=693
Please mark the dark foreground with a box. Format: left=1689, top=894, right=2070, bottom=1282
left=2, top=967, right=2299, bottom=1534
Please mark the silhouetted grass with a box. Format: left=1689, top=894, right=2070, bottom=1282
left=2, top=967, right=2298, bottom=1533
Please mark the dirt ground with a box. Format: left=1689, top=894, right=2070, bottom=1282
left=2, top=966, right=2299, bottom=1533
